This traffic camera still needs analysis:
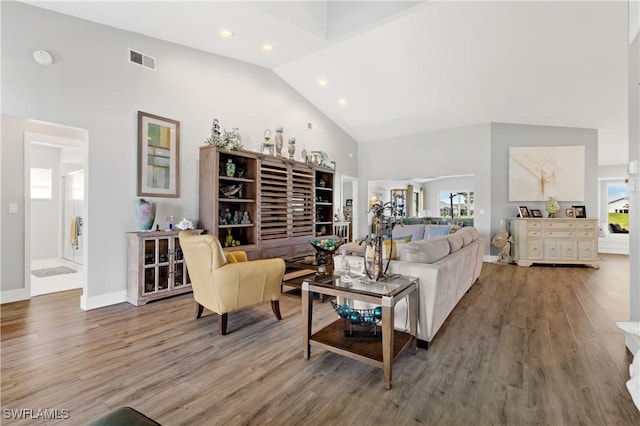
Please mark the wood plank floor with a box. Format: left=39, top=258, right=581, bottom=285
left=1, top=254, right=638, bottom=425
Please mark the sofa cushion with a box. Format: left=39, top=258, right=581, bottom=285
left=458, top=229, right=473, bottom=246
left=404, top=237, right=451, bottom=264
left=424, top=225, right=452, bottom=239
left=446, top=233, right=464, bottom=252
left=392, top=224, right=424, bottom=241
left=466, top=227, right=480, bottom=241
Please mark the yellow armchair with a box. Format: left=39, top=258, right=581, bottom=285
left=178, top=231, right=286, bottom=335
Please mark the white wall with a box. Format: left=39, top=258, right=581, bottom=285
left=358, top=123, right=492, bottom=252
left=490, top=122, right=599, bottom=256
left=29, top=145, right=61, bottom=260
left=359, top=122, right=600, bottom=258
left=1, top=2, right=358, bottom=307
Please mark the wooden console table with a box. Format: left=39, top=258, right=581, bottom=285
left=301, top=273, right=418, bottom=389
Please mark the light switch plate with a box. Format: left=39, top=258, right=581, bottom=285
left=8, top=203, right=18, bottom=213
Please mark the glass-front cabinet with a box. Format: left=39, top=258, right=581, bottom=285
left=127, top=229, right=199, bottom=306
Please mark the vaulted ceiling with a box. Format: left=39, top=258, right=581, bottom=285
left=24, top=1, right=630, bottom=166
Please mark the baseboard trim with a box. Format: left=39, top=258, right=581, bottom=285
left=80, top=290, right=127, bottom=311
left=0, top=288, right=29, bottom=304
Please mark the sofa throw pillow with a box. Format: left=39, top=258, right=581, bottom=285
left=425, top=225, right=452, bottom=239
left=392, top=224, right=425, bottom=241
left=382, top=239, right=408, bottom=260
left=383, top=234, right=412, bottom=243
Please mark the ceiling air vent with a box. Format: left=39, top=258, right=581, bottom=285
left=128, top=48, right=156, bottom=71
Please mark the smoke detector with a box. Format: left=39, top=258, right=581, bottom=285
left=33, top=50, right=53, bottom=66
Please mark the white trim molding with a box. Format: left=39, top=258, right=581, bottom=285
left=80, top=290, right=126, bottom=311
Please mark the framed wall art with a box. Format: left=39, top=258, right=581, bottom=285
left=508, top=146, right=585, bottom=201
left=138, top=111, right=180, bottom=197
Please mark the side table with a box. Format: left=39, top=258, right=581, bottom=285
left=302, top=272, right=418, bottom=389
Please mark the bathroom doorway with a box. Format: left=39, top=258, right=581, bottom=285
left=26, top=128, right=87, bottom=297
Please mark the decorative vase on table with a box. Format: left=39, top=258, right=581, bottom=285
left=135, top=198, right=156, bottom=231
left=310, top=238, right=342, bottom=276
left=360, top=201, right=398, bottom=281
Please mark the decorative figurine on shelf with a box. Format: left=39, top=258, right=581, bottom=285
left=262, top=129, right=274, bottom=156
left=205, top=119, right=244, bottom=151
left=288, top=137, right=296, bottom=159
left=274, top=126, right=284, bottom=157
left=176, top=218, right=194, bottom=230
left=224, top=229, right=241, bottom=247
left=225, top=158, right=236, bottom=177
left=301, top=147, right=310, bottom=163
left=311, top=150, right=331, bottom=167
left=224, top=208, right=232, bottom=224
left=546, top=195, right=560, bottom=218
left=241, top=210, right=251, bottom=224
left=234, top=210, right=241, bottom=225
left=165, top=215, right=174, bottom=231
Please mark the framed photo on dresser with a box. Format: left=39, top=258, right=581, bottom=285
left=572, top=205, right=586, bottom=218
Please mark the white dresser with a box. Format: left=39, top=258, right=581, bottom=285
left=510, top=218, right=599, bottom=268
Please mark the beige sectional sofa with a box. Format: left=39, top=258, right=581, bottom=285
left=336, top=225, right=484, bottom=347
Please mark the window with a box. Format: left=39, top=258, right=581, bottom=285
left=607, top=182, right=629, bottom=234
left=30, top=168, right=52, bottom=200
left=440, top=191, right=474, bottom=219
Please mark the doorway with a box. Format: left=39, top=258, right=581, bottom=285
left=340, top=175, right=358, bottom=242
left=26, top=129, right=87, bottom=297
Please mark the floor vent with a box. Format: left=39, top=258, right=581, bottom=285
left=128, top=48, right=156, bottom=71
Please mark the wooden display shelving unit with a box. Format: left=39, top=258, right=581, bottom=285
left=314, top=166, right=334, bottom=237
left=199, top=147, right=335, bottom=260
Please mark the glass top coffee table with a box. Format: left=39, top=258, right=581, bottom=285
left=282, top=256, right=334, bottom=302
left=301, top=272, right=418, bottom=389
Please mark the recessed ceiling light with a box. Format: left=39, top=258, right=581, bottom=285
left=338, top=98, right=347, bottom=106
left=317, top=79, right=328, bottom=87
left=220, top=30, right=234, bottom=39
left=262, top=44, right=273, bottom=52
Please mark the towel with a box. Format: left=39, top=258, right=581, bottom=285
left=70, top=216, right=79, bottom=247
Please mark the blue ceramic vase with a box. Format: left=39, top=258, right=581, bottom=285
left=135, top=199, right=156, bottom=231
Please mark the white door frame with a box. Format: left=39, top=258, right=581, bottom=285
left=24, top=130, right=88, bottom=302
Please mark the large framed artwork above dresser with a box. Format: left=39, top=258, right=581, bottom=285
left=510, top=218, right=599, bottom=269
